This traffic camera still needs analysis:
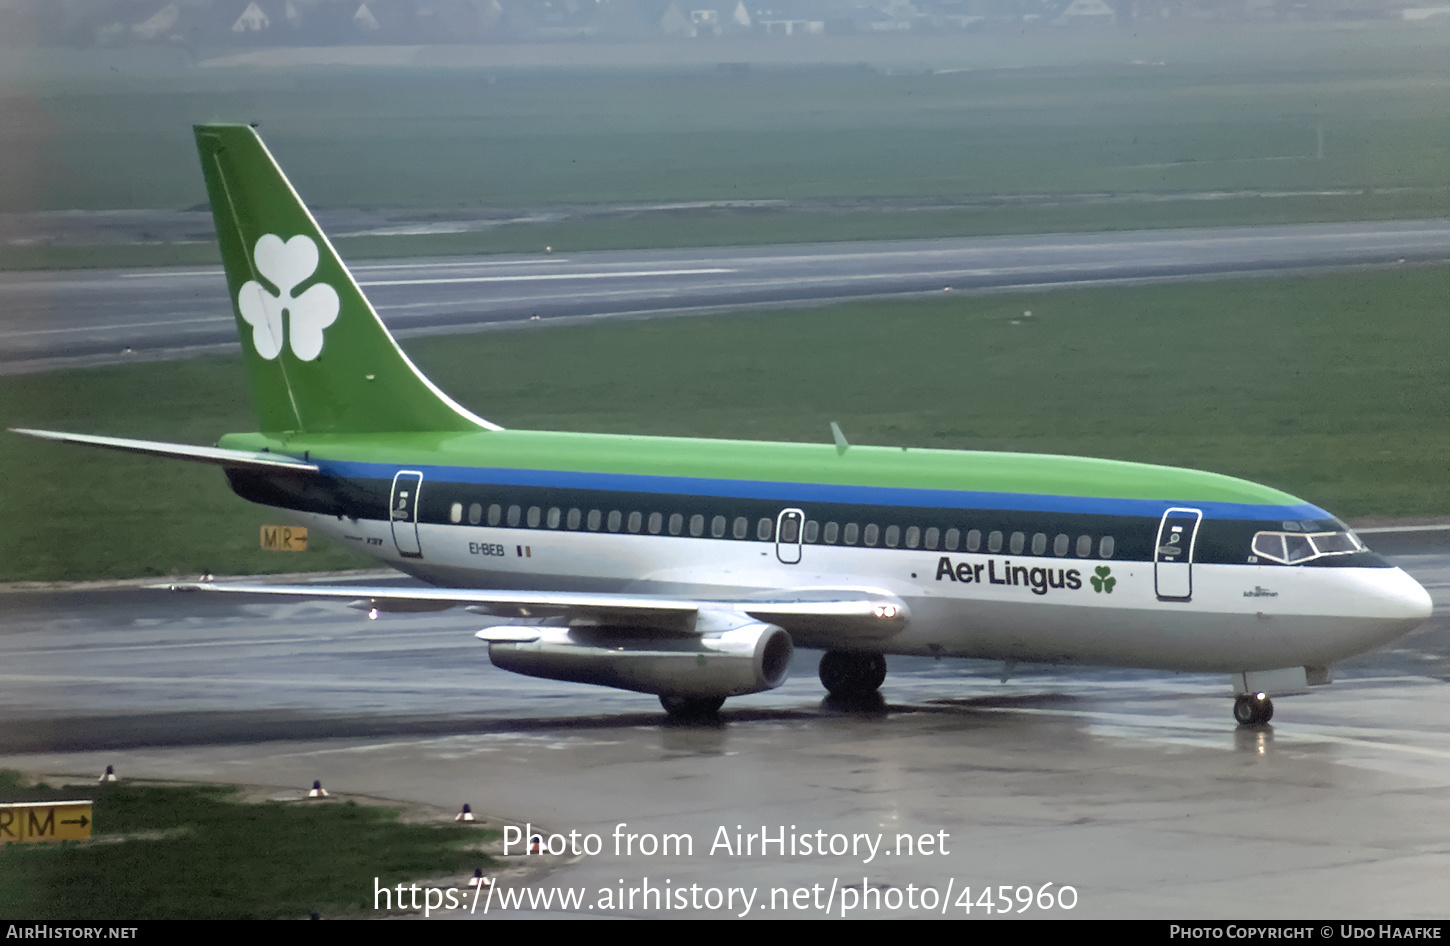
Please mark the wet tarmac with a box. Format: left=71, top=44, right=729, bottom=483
left=1, top=553, right=1449, bottom=918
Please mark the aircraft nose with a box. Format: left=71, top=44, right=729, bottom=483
left=1377, top=567, right=1434, bottom=627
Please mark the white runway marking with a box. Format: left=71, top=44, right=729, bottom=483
left=0, top=315, right=232, bottom=337
left=359, top=268, right=734, bottom=287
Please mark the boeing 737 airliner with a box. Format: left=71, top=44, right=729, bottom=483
left=12, top=125, right=1433, bottom=724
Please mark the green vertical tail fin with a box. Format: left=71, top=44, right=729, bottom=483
left=194, top=124, right=498, bottom=435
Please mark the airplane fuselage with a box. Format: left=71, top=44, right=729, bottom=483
left=220, top=427, right=1431, bottom=677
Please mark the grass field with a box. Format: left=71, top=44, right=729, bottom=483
left=0, top=771, right=495, bottom=919
left=3, top=31, right=1449, bottom=267
left=3, top=264, right=1447, bottom=583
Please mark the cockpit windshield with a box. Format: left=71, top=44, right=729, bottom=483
left=1251, top=524, right=1364, bottom=565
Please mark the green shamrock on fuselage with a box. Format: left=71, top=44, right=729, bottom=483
left=1090, top=566, right=1116, bottom=594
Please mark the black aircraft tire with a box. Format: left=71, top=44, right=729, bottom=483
left=1233, top=696, right=1256, bottom=725
left=819, top=651, right=888, bottom=696
left=660, top=694, right=726, bottom=717
left=1233, top=694, right=1273, bottom=726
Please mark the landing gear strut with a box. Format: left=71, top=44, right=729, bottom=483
left=660, top=694, right=726, bottom=718
left=818, top=651, right=887, bottom=697
left=1233, top=692, right=1274, bottom=726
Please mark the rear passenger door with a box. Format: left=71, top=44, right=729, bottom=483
left=390, top=471, right=424, bottom=559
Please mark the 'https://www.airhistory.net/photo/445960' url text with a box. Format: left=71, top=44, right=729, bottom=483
left=373, top=821, right=1080, bottom=917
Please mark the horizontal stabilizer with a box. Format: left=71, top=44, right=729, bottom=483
left=10, top=428, right=318, bottom=474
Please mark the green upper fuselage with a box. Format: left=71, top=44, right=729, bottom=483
left=219, top=427, right=1321, bottom=520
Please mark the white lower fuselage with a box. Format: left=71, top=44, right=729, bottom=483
left=296, top=511, right=1431, bottom=676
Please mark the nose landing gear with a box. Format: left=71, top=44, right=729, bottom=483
left=1233, top=692, right=1274, bottom=726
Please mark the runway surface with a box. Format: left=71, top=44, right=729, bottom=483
left=2, top=550, right=1449, bottom=919
left=4, top=219, right=1450, bottom=373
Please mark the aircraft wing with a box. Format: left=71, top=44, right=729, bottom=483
left=10, top=429, right=318, bottom=474
left=165, top=580, right=908, bottom=641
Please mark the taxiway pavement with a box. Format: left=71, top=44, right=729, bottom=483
left=2, top=552, right=1448, bottom=918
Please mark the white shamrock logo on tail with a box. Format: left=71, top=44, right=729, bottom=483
left=238, top=234, right=339, bottom=361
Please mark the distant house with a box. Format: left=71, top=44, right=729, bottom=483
left=353, top=2, right=380, bottom=30
left=760, top=18, right=824, bottom=33
left=232, top=2, right=272, bottom=32
left=1054, top=0, right=1115, bottom=22
left=132, top=4, right=181, bottom=40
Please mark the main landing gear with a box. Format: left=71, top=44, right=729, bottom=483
left=659, top=694, right=727, bottom=718
left=819, top=651, right=887, bottom=697
left=1233, top=692, right=1274, bottom=726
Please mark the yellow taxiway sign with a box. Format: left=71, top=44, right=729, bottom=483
left=0, top=800, right=93, bottom=843
left=260, top=525, right=308, bottom=551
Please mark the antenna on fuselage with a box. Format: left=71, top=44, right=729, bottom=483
left=830, top=421, right=849, bottom=456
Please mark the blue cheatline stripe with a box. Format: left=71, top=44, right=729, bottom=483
left=318, top=460, right=1328, bottom=522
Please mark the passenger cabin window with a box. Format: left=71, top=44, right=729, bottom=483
left=588, top=510, right=602, bottom=531
left=904, top=526, right=919, bottom=549
left=758, top=518, right=773, bottom=541
left=1100, top=536, right=1115, bottom=558
left=843, top=523, right=860, bottom=545
left=1054, top=534, right=1069, bottom=557
left=804, top=520, right=820, bottom=543
left=690, top=514, right=705, bottom=537
left=924, top=527, right=939, bottom=550
left=488, top=504, right=502, bottom=526
left=823, top=522, right=839, bottom=544
left=988, top=531, right=1003, bottom=553
left=468, top=503, right=482, bottom=525
left=507, top=505, right=522, bottom=527
left=1077, top=535, right=1092, bottom=557
left=1031, top=533, right=1046, bottom=555
left=608, top=511, right=623, bottom=532
left=712, top=516, right=727, bottom=538
left=567, top=508, right=582, bottom=530
left=1010, top=532, right=1025, bottom=554
left=450, top=502, right=463, bottom=524
left=527, top=506, right=541, bottom=528
left=547, top=507, right=561, bottom=529
left=733, top=517, right=749, bottom=540
left=944, top=528, right=960, bottom=552
left=864, top=524, right=880, bottom=547
left=627, top=511, right=642, bottom=533
left=668, top=513, right=682, bottom=535
left=964, top=529, right=979, bottom=552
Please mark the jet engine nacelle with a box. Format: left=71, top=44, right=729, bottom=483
left=486, top=622, right=793, bottom=698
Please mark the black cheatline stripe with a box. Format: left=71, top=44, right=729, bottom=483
left=227, top=471, right=1387, bottom=568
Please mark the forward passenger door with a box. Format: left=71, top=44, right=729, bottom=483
left=1155, top=507, right=1202, bottom=601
